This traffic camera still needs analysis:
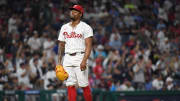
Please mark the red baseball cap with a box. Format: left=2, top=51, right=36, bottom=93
left=69, top=5, right=84, bottom=14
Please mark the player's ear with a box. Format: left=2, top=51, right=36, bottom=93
left=80, top=12, right=83, bottom=18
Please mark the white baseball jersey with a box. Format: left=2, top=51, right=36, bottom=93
left=58, top=21, right=93, bottom=54
left=58, top=21, right=93, bottom=87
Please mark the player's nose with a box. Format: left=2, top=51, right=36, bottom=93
left=70, top=11, right=76, bottom=16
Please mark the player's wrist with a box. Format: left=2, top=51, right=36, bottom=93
left=58, top=62, right=62, bottom=65
left=58, top=59, right=62, bottom=64
left=82, top=59, right=87, bottom=63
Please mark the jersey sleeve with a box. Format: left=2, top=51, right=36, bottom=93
left=84, top=25, right=93, bottom=39
left=58, top=26, right=65, bottom=41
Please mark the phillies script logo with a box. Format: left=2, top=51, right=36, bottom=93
left=63, top=32, right=82, bottom=39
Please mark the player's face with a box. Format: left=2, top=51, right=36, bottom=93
left=70, top=10, right=82, bottom=21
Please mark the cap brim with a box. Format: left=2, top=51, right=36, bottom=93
left=69, top=7, right=74, bottom=10
left=69, top=8, right=81, bottom=13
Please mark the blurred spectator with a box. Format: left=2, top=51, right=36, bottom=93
left=119, top=80, right=135, bottom=91
left=94, top=44, right=107, bottom=59
left=132, top=55, right=145, bottom=90
left=43, top=64, right=56, bottom=90
left=125, top=37, right=135, bottom=49
left=165, top=77, right=174, bottom=90
left=108, top=33, right=122, bottom=50
left=8, top=14, right=18, bottom=33
left=0, top=62, right=8, bottom=90
left=27, top=31, right=41, bottom=52
left=16, top=43, right=26, bottom=69
left=155, top=55, right=166, bottom=71
left=156, top=20, right=166, bottom=30
left=29, top=58, right=43, bottom=88
left=124, top=13, right=136, bottom=28
left=93, top=58, right=104, bottom=80
left=152, top=75, right=164, bottom=90
left=16, top=62, right=31, bottom=89
left=4, top=54, right=14, bottom=73
left=103, top=49, right=120, bottom=69
left=43, top=35, right=55, bottom=59
left=110, top=80, right=121, bottom=91
left=0, top=49, right=4, bottom=63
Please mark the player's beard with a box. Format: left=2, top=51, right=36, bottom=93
left=70, top=12, right=76, bottom=21
left=70, top=17, right=76, bottom=21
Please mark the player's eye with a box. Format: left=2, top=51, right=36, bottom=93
left=71, top=10, right=79, bottom=14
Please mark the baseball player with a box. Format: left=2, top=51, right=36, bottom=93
left=58, top=5, right=93, bottom=101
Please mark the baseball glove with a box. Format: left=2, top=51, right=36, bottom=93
left=55, top=65, right=68, bottom=81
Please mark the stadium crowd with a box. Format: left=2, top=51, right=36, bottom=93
left=0, top=0, right=180, bottom=92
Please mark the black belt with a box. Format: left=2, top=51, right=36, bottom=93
left=66, top=52, right=85, bottom=56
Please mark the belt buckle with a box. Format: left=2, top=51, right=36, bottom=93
left=69, top=52, right=84, bottom=56
left=69, top=53, right=76, bottom=56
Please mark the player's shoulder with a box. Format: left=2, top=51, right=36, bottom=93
left=80, top=21, right=92, bottom=29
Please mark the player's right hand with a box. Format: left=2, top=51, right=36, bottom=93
left=80, top=60, right=87, bottom=71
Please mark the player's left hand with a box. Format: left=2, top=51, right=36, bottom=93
left=80, top=60, right=87, bottom=71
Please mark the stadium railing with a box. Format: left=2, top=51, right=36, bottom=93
left=0, top=89, right=180, bottom=101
